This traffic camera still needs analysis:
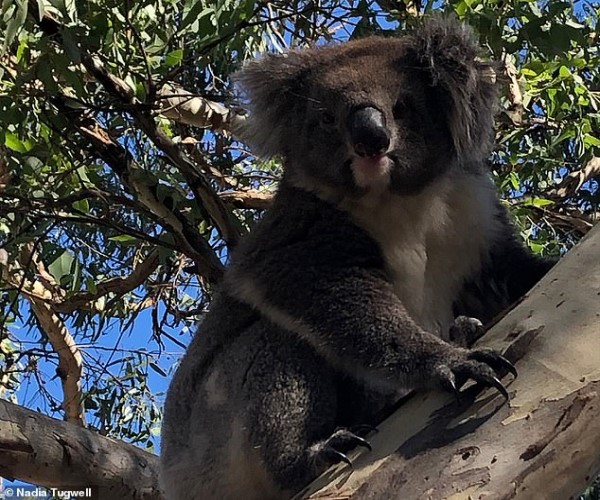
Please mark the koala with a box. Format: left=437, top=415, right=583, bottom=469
left=160, top=18, right=554, bottom=500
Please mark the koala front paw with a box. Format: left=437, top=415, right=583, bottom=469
left=434, top=347, right=517, bottom=400
left=449, top=315, right=485, bottom=347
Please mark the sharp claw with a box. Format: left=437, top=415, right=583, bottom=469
left=329, top=449, right=352, bottom=467
left=490, top=376, right=510, bottom=400
left=439, top=370, right=461, bottom=403
left=470, top=350, right=518, bottom=378
left=497, top=354, right=518, bottom=378
left=450, top=377, right=462, bottom=404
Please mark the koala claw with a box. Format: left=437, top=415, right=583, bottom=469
left=449, top=316, right=485, bottom=347
left=314, top=428, right=373, bottom=469
left=435, top=346, right=516, bottom=401
left=489, top=375, right=510, bottom=400
left=468, top=348, right=518, bottom=378
left=437, top=365, right=458, bottom=392
left=327, top=428, right=372, bottom=452
left=319, top=447, right=353, bottom=468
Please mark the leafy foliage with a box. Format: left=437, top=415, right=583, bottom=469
left=0, top=0, right=598, bottom=463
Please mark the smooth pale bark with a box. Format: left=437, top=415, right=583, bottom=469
left=305, top=223, right=600, bottom=500
left=0, top=399, right=163, bottom=500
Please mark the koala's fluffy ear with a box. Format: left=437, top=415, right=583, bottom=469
left=233, top=52, right=308, bottom=159
left=413, top=18, right=498, bottom=161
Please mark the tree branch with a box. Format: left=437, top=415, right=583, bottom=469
left=72, top=114, right=224, bottom=283
left=158, top=84, right=246, bottom=136
left=29, top=4, right=242, bottom=249
left=550, top=156, right=600, bottom=199
left=219, top=189, right=274, bottom=209
left=27, top=298, right=86, bottom=425
left=307, top=224, right=600, bottom=498
left=2, top=243, right=85, bottom=426
left=54, top=248, right=160, bottom=314
left=502, top=52, right=525, bottom=126
left=0, top=399, right=162, bottom=500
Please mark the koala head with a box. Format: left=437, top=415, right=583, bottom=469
left=235, top=18, right=497, bottom=196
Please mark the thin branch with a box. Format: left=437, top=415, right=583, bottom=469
left=70, top=113, right=225, bottom=283
left=502, top=51, right=525, bottom=126
left=30, top=4, right=242, bottom=249
left=157, top=84, right=246, bottom=136
left=549, top=156, right=600, bottom=199
left=219, top=189, right=274, bottom=209
left=54, top=248, right=160, bottom=314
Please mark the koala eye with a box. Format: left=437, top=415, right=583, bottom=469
left=320, top=111, right=336, bottom=126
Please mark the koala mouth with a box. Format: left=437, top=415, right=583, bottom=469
left=350, top=154, right=391, bottom=189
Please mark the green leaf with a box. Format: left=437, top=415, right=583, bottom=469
left=558, top=66, right=571, bottom=79
left=524, top=197, right=554, bottom=208
left=15, top=37, right=28, bottom=62
left=108, top=234, right=139, bottom=244
left=71, top=199, right=89, bottom=214
left=85, top=277, right=97, bottom=294
left=149, top=362, right=167, bottom=377
left=62, top=28, right=82, bottom=64
left=1, top=1, right=27, bottom=56
left=508, top=171, right=520, bottom=191
left=165, top=48, right=184, bottom=67
left=48, top=250, right=75, bottom=283
left=583, top=134, right=600, bottom=148
left=529, top=242, right=545, bottom=254
left=181, top=2, right=212, bottom=31
left=34, top=0, right=45, bottom=20
left=4, top=132, right=32, bottom=153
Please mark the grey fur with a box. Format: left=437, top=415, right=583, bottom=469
left=160, top=18, right=553, bottom=500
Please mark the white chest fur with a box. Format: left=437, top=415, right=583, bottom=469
left=344, top=173, right=499, bottom=338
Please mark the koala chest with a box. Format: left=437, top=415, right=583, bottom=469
left=347, top=174, right=498, bottom=338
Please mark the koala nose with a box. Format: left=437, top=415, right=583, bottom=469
left=348, top=107, right=390, bottom=158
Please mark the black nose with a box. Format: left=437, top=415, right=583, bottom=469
left=347, top=107, right=390, bottom=158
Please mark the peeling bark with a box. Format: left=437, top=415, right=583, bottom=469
left=305, top=224, right=600, bottom=500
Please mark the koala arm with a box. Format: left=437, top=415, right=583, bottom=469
left=230, top=263, right=449, bottom=389
left=226, top=185, right=512, bottom=394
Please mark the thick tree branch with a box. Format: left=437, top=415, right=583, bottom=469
left=27, top=299, right=85, bottom=425
left=0, top=399, right=162, bottom=500
left=306, top=224, right=600, bottom=499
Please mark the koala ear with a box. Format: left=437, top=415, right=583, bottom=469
left=233, top=52, right=308, bottom=158
left=413, top=17, right=498, bottom=161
